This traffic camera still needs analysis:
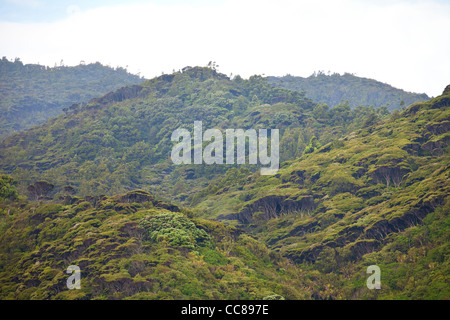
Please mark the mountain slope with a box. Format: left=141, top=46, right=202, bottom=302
left=0, top=63, right=447, bottom=300
left=193, top=86, right=450, bottom=299
left=267, top=72, right=430, bottom=111
left=0, top=188, right=310, bottom=300
left=0, top=66, right=387, bottom=203
left=0, top=57, right=144, bottom=139
left=0, top=87, right=446, bottom=300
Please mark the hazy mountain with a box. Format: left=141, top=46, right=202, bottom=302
left=0, top=57, right=144, bottom=139
left=267, top=72, right=430, bottom=111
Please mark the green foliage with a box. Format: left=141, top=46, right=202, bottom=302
left=192, top=89, right=449, bottom=300
left=139, top=212, right=212, bottom=249
left=0, top=175, right=18, bottom=202
left=303, top=136, right=321, bottom=155
left=0, top=66, right=391, bottom=204
left=0, top=190, right=307, bottom=300
left=268, top=72, right=429, bottom=111
left=263, top=294, right=285, bottom=300
left=0, top=57, right=143, bottom=139
left=0, top=59, right=447, bottom=300
left=199, top=248, right=229, bottom=266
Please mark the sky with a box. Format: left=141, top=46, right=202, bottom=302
left=0, top=0, right=449, bottom=97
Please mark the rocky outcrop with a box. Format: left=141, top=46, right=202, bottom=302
left=370, top=165, right=410, bottom=188
left=220, top=195, right=315, bottom=224
left=114, top=190, right=180, bottom=212
left=425, top=120, right=450, bottom=136
left=287, top=194, right=445, bottom=264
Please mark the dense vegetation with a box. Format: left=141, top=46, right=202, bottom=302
left=0, top=187, right=314, bottom=299
left=0, top=62, right=448, bottom=300
left=0, top=57, right=144, bottom=139
left=268, top=72, right=430, bottom=111
left=192, top=87, right=450, bottom=299
left=0, top=66, right=389, bottom=204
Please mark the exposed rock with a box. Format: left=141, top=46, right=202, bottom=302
left=220, top=195, right=315, bottom=224
left=114, top=190, right=180, bottom=212
left=425, top=120, right=450, bottom=135
left=287, top=195, right=445, bottom=264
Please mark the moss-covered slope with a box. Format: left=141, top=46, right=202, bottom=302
left=0, top=188, right=311, bottom=300
left=193, top=87, right=450, bottom=299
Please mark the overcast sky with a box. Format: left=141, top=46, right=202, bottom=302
left=1, top=0, right=449, bottom=97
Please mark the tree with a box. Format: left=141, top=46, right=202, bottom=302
left=0, top=175, right=18, bottom=202
left=304, top=136, right=321, bottom=155
left=27, top=180, right=54, bottom=201
left=362, top=112, right=379, bottom=128
left=62, top=185, right=76, bottom=195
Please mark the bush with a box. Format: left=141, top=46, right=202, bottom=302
left=0, top=175, right=18, bottom=202
left=139, top=213, right=212, bottom=249
left=200, top=248, right=228, bottom=266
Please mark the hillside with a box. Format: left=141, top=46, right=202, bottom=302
left=267, top=72, right=430, bottom=111
left=0, top=66, right=387, bottom=203
left=0, top=63, right=447, bottom=300
left=0, top=57, right=144, bottom=139
left=0, top=86, right=447, bottom=300
left=0, top=186, right=311, bottom=300
left=192, top=86, right=449, bottom=299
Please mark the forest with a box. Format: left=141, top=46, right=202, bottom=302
left=0, top=57, right=144, bottom=139
left=268, top=72, right=430, bottom=111
left=0, top=63, right=448, bottom=300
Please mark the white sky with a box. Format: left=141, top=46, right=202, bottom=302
left=1, top=0, right=449, bottom=97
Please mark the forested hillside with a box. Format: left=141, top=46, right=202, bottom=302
left=0, top=186, right=309, bottom=300
left=0, top=66, right=388, bottom=203
left=0, top=57, right=144, bottom=139
left=192, top=87, right=450, bottom=299
left=0, top=63, right=447, bottom=300
left=268, top=72, right=430, bottom=111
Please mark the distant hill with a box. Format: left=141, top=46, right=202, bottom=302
left=0, top=57, right=144, bottom=139
left=267, top=72, right=430, bottom=111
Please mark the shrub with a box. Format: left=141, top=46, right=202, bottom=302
left=139, top=213, right=212, bottom=249
left=0, top=175, right=18, bottom=202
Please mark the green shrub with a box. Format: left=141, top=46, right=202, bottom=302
left=0, top=175, right=18, bottom=202
left=139, top=213, right=212, bottom=249
left=200, top=248, right=228, bottom=266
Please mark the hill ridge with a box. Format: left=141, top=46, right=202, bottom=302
left=267, top=72, right=430, bottom=111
